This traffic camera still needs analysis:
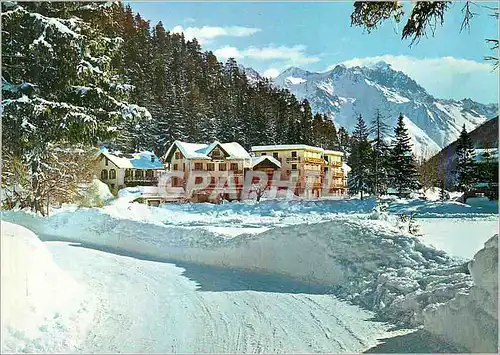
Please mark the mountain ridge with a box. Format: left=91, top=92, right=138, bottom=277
left=242, top=62, right=498, bottom=157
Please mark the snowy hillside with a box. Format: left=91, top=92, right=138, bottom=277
left=270, top=62, right=498, bottom=157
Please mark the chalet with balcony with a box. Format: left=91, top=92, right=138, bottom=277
left=98, top=147, right=164, bottom=191
left=251, top=145, right=348, bottom=198
left=163, top=140, right=251, bottom=201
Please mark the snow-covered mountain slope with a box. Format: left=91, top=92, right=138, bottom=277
left=271, top=62, right=498, bottom=157
left=238, top=65, right=262, bottom=86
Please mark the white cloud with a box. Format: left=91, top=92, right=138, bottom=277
left=213, top=44, right=320, bottom=67
left=171, top=25, right=260, bottom=44
left=214, top=46, right=241, bottom=60
left=327, top=55, right=497, bottom=102
left=263, top=68, right=280, bottom=78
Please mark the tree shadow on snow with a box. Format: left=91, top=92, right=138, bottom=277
left=364, top=329, right=465, bottom=353
left=56, top=239, right=333, bottom=295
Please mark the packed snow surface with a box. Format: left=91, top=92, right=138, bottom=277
left=1, top=222, right=93, bottom=353
left=3, top=193, right=497, bottom=352
left=44, top=240, right=400, bottom=353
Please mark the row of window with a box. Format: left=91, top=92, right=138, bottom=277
left=260, top=151, right=341, bottom=161
left=101, top=169, right=154, bottom=180
left=173, top=162, right=240, bottom=171
left=171, top=176, right=243, bottom=187
left=260, top=152, right=296, bottom=159
left=101, top=169, right=116, bottom=180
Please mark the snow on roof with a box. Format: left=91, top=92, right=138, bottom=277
left=251, top=144, right=324, bottom=152
left=324, top=150, right=344, bottom=157
left=250, top=156, right=282, bottom=169
left=100, top=147, right=164, bottom=169
left=165, top=140, right=251, bottom=161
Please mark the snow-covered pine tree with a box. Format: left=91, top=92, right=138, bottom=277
left=454, top=124, right=477, bottom=193
left=337, top=127, right=351, bottom=155
left=347, top=115, right=373, bottom=200
left=1, top=2, right=150, bottom=213
left=299, top=99, right=314, bottom=145
left=369, top=109, right=391, bottom=196
left=388, top=114, right=420, bottom=197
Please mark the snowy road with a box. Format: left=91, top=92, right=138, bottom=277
left=46, top=241, right=397, bottom=353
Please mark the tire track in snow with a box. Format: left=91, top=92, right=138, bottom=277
left=46, top=241, right=397, bottom=353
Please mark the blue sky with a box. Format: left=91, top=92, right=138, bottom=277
left=129, top=1, right=499, bottom=103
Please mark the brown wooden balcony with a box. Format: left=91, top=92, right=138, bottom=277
left=304, top=157, right=325, bottom=164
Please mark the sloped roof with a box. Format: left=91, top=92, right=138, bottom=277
left=165, top=140, right=251, bottom=161
left=100, top=147, right=164, bottom=169
left=250, top=156, right=282, bottom=169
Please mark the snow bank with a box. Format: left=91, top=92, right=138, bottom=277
left=423, top=235, right=498, bottom=352
left=78, top=178, right=114, bottom=207
left=3, top=209, right=472, bottom=330
left=1, top=222, right=94, bottom=353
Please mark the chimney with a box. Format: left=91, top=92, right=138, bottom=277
left=151, top=155, right=155, bottom=162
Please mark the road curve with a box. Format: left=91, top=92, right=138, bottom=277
left=46, top=241, right=395, bottom=353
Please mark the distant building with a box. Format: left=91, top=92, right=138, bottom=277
left=163, top=140, right=252, bottom=201
left=97, top=147, right=164, bottom=191
left=251, top=144, right=348, bottom=198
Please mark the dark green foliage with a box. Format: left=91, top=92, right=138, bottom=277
left=347, top=115, right=373, bottom=200
left=1, top=2, right=150, bottom=213
left=369, top=109, right=391, bottom=196
left=454, top=124, right=477, bottom=192
left=87, top=4, right=348, bottom=154
left=388, top=114, right=420, bottom=196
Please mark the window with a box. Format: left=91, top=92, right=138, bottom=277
left=195, top=176, right=203, bottom=184
left=175, top=152, right=180, bottom=159
left=291, top=151, right=297, bottom=158
left=109, top=169, right=116, bottom=179
left=261, top=152, right=267, bottom=156
left=219, top=163, right=226, bottom=171
left=146, top=170, right=153, bottom=178
left=125, top=169, right=132, bottom=177
left=105, top=158, right=109, bottom=166
left=292, top=164, right=297, bottom=170
left=135, top=170, right=144, bottom=179
left=173, top=163, right=178, bottom=171
left=273, top=152, right=279, bottom=159
left=110, top=184, right=115, bottom=189
left=211, top=148, right=224, bottom=158
left=230, top=163, right=238, bottom=171
left=172, top=177, right=180, bottom=187
left=324, top=156, right=329, bottom=162
left=207, top=163, right=215, bottom=171
left=194, top=163, right=203, bottom=171
left=100, top=169, right=108, bottom=180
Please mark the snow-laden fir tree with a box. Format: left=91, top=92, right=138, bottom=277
left=388, top=114, right=420, bottom=197
left=337, top=127, right=351, bottom=155
left=348, top=115, right=373, bottom=200
left=369, top=109, right=391, bottom=197
left=1, top=2, right=150, bottom=214
left=454, top=124, right=477, bottom=193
